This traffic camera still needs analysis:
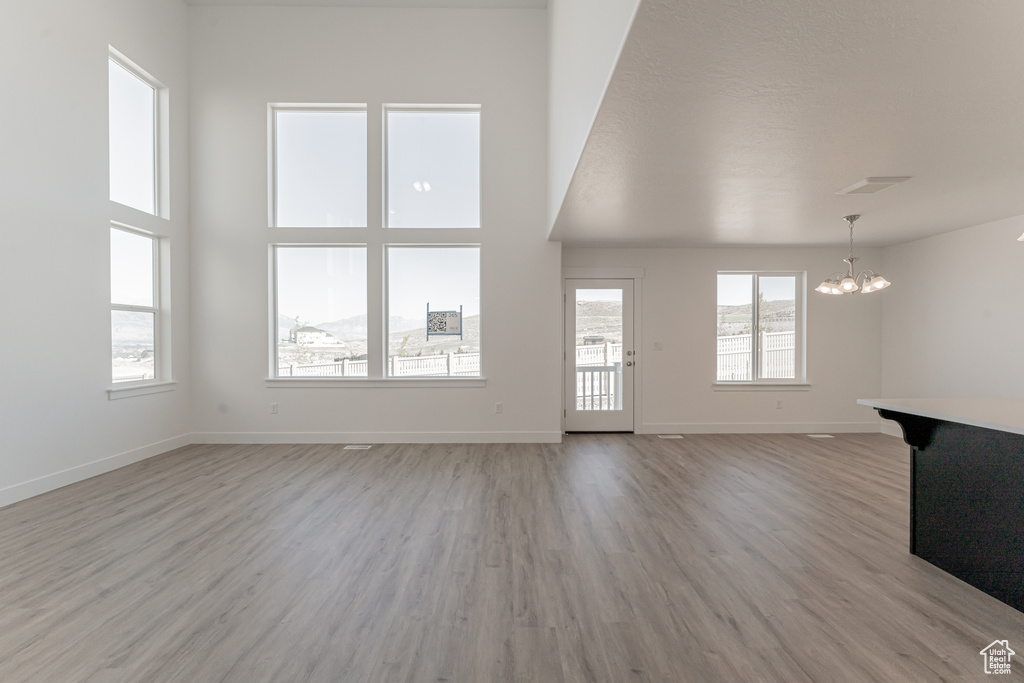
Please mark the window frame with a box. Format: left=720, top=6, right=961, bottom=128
left=269, top=104, right=369, bottom=229
left=110, top=223, right=161, bottom=387
left=714, top=270, right=807, bottom=388
left=108, top=47, right=168, bottom=218
left=266, top=104, right=485, bottom=386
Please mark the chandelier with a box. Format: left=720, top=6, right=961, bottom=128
left=816, top=215, right=890, bottom=295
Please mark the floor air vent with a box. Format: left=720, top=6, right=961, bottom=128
left=806, top=434, right=835, bottom=439
left=658, top=435, right=684, bottom=439
left=344, top=445, right=372, bottom=450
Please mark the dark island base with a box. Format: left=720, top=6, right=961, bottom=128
left=877, top=410, right=1024, bottom=612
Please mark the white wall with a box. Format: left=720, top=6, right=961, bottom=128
left=0, top=0, right=192, bottom=507
left=564, top=246, right=884, bottom=433
left=881, top=214, right=1024, bottom=400
left=189, top=7, right=562, bottom=443
left=547, top=0, right=639, bottom=232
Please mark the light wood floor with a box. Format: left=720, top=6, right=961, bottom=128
left=1, top=434, right=1022, bottom=682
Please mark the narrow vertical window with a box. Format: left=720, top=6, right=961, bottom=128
left=109, top=56, right=157, bottom=214
left=717, top=274, right=754, bottom=381
left=273, top=108, right=367, bottom=227
left=111, top=227, right=157, bottom=383
left=385, top=109, right=480, bottom=228
left=275, top=246, right=367, bottom=377
left=386, top=246, right=480, bottom=377
left=756, top=276, right=797, bottom=380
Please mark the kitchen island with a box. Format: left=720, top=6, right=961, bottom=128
left=859, top=398, right=1024, bottom=612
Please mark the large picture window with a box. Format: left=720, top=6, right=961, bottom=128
left=270, top=105, right=481, bottom=381
left=111, top=226, right=158, bottom=383
left=717, top=272, right=804, bottom=382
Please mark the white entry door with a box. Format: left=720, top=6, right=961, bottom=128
left=564, top=279, right=634, bottom=432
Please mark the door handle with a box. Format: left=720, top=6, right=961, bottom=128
left=626, top=361, right=633, bottom=367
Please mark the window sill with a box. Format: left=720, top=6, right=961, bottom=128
left=107, top=381, right=176, bottom=400
left=713, top=382, right=811, bottom=392
left=266, top=377, right=486, bottom=389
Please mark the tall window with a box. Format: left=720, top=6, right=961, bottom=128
left=272, top=108, right=367, bottom=227
left=111, top=226, right=158, bottom=383
left=717, top=272, right=803, bottom=382
left=109, top=54, right=158, bottom=215
left=270, top=105, right=482, bottom=380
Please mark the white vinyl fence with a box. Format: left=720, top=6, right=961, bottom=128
left=717, top=331, right=794, bottom=381
left=278, top=353, right=479, bottom=378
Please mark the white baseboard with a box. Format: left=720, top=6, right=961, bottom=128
left=0, top=433, right=194, bottom=510
left=192, top=431, right=564, bottom=445
left=641, top=421, right=884, bottom=434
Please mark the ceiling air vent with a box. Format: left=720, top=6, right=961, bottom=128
left=835, top=177, right=911, bottom=195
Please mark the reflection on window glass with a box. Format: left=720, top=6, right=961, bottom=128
left=109, top=58, right=156, bottom=214
left=275, top=247, right=367, bottom=377
left=386, top=110, right=480, bottom=228
left=275, top=110, right=367, bottom=227
left=111, top=310, right=155, bottom=383
left=387, top=247, right=480, bottom=376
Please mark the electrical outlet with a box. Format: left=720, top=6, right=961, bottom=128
left=270, top=403, right=278, bottom=414
left=653, top=341, right=664, bottom=351
left=495, top=402, right=503, bottom=414
left=775, top=400, right=783, bottom=410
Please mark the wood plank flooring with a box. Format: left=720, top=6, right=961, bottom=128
left=1, top=434, right=1022, bottom=682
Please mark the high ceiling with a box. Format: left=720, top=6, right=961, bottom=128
left=551, top=0, right=1024, bottom=247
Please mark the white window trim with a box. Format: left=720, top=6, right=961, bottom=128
left=109, top=47, right=169, bottom=219
left=110, top=222, right=169, bottom=389
left=268, top=103, right=368, bottom=229
left=268, top=103, right=484, bottom=383
left=108, top=381, right=177, bottom=400
left=712, top=382, right=811, bottom=392
left=716, top=270, right=806, bottom=385
left=266, top=378, right=485, bottom=388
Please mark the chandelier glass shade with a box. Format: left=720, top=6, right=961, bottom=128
left=816, top=215, right=891, bottom=295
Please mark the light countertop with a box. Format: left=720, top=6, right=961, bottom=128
left=858, top=398, right=1024, bottom=437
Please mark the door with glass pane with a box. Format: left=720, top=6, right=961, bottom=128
left=564, top=279, right=634, bottom=432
